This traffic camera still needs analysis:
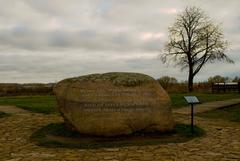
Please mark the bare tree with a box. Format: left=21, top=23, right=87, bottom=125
left=159, top=6, right=233, bottom=92
left=157, top=76, right=178, bottom=89
left=208, top=75, right=231, bottom=83
left=233, top=76, right=240, bottom=82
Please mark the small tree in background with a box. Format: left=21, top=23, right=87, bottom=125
left=233, top=76, right=240, bottom=82
left=208, top=75, right=231, bottom=83
left=159, top=6, right=233, bottom=92
left=157, top=76, right=178, bottom=89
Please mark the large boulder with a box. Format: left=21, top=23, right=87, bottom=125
left=54, top=72, right=175, bottom=136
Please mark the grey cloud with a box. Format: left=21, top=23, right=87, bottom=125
left=0, top=26, right=163, bottom=52
left=0, top=0, right=239, bottom=83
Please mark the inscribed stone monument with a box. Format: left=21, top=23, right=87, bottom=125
left=54, top=72, right=175, bottom=136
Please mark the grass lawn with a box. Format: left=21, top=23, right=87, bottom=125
left=0, top=93, right=239, bottom=114
left=0, top=111, right=9, bottom=118
left=170, top=92, right=240, bottom=108
left=30, top=123, right=204, bottom=149
left=0, top=95, right=57, bottom=114
left=197, top=104, right=240, bottom=122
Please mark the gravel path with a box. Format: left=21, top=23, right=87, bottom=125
left=0, top=105, right=28, bottom=114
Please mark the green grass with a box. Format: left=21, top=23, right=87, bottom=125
left=0, top=111, right=9, bottom=118
left=197, top=104, right=240, bottom=122
left=30, top=123, right=204, bottom=149
left=0, top=95, right=57, bottom=114
left=170, top=92, right=240, bottom=108
left=0, top=93, right=239, bottom=114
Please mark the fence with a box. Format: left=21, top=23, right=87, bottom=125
left=212, top=82, right=240, bottom=93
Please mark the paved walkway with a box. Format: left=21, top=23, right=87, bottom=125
left=0, top=105, right=28, bottom=114
left=0, top=112, right=239, bottom=161
left=173, top=98, right=240, bottom=115
left=0, top=101, right=240, bottom=160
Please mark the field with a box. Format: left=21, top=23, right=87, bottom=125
left=0, top=111, right=8, bottom=118
left=30, top=123, right=204, bottom=149
left=0, top=95, right=57, bottom=114
left=197, top=104, right=240, bottom=122
left=169, top=92, right=240, bottom=108
left=0, top=93, right=239, bottom=114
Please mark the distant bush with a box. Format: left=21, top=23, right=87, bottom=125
left=157, top=76, right=178, bottom=89
left=208, top=75, right=231, bottom=83
left=156, top=75, right=240, bottom=93
left=0, top=83, right=54, bottom=96
left=233, top=76, right=240, bottom=82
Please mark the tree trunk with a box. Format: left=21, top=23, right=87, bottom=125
left=188, top=66, right=194, bottom=92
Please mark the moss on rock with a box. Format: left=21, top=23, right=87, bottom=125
left=59, top=72, right=155, bottom=87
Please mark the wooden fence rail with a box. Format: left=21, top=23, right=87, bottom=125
left=212, top=82, right=240, bottom=93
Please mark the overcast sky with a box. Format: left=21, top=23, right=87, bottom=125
left=0, top=0, right=239, bottom=83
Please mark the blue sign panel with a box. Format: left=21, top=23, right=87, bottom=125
left=184, top=96, right=200, bottom=104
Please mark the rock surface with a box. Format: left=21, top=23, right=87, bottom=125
left=54, top=72, right=174, bottom=136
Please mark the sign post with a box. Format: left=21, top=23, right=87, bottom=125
left=184, top=96, right=201, bottom=134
